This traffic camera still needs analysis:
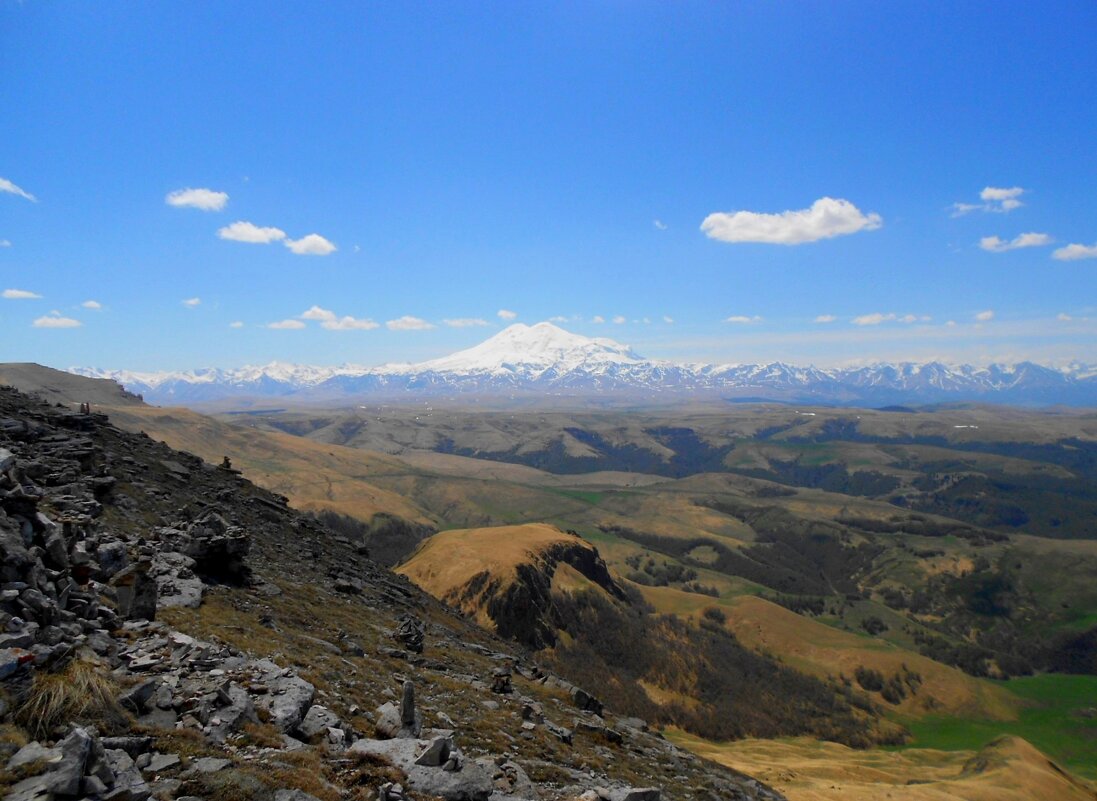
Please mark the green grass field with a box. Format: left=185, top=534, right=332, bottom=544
left=546, top=487, right=608, bottom=505
left=896, top=673, right=1097, bottom=780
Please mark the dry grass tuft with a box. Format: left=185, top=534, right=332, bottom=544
left=0, top=723, right=28, bottom=751
left=238, top=721, right=285, bottom=749
left=15, top=657, right=129, bottom=739
left=261, top=748, right=341, bottom=801
left=141, top=726, right=218, bottom=760
left=339, top=752, right=407, bottom=801
left=181, top=768, right=269, bottom=801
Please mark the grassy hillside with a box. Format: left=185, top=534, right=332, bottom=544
left=396, top=523, right=894, bottom=747
left=104, top=405, right=433, bottom=525
left=669, top=731, right=1097, bottom=801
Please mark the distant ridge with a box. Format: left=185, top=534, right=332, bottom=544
left=71, top=322, right=1097, bottom=406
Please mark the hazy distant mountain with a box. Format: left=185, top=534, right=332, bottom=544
left=71, top=322, right=1097, bottom=406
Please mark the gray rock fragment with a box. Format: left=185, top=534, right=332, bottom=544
left=44, top=727, right=92, bottom=796
left=414, top=735, right=453, bottom=767
left=6, top=741, right=62, bottom=771
left=182, top=756, right=232, bottom=776
left=297, top=704, right=342, bottom=743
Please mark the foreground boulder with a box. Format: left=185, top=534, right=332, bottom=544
left=351, top=736, right=494, bottom=801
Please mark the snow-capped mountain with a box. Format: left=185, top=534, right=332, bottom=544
left=400, top=322, right=645, bottom=375
left=71, top=322, right=1097, bottom=406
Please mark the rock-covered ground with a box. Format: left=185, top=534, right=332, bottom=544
left=0, top=385, right=783, bottom=801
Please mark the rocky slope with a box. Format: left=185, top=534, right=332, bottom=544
left=0, top=383, right=783, bottom=801
left=72, top=323, right=1097, bottom=406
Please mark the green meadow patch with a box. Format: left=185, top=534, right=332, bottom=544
left=896, top=673, right=1097, bottom=780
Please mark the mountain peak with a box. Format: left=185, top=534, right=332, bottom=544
left=413, top=321, right=644, bottom=375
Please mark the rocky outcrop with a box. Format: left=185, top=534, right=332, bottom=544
left=351, top=736, right=495, bottom=801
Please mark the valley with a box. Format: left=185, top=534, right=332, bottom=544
left=8, top=362, right=1096, bottom=798
left=81, top=386, right=1097, bottom=796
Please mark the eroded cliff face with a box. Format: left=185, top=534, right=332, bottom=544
left=398, top=524, right=626, bottom=650
left=0, top=384, right=783, bottom=801
left=456, top=537, right=624, bottom=651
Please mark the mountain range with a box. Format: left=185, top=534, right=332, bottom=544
left=71, top=322, right=1097, bottom=406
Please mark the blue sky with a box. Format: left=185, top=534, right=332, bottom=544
left=2, top=2, right=1096, bottom=370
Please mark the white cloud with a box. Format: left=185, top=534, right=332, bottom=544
left=1057, top=313, right=1073, bottom=322
left=663, top=315, right=674, bottom=324
left=386, top=315, right=435, bottom=331
left=975, top=310, right=994, bottom=322
left=946, top=320, right=957, bottom=327
left=218, top=221, right=287, bottom=244
left=285, top=233, right=337, bottom=256
left=444, top=318, right=490, bottom=328
left=981, top=186, right=1024, bottom=208
left=814, top=314, right=837, bottom=323
left=1052, top=242, right=1097, bottom=261
left=0, top=239, right=10, bottom=247
left=951, top=186, right=1025, bottom=216
left=229, top=321, right=244, bottom=328
left=3, top=288, right=42, bottom=299
left=0, top=178, right=36, bottom=202
left=300, top=305, right=336, bottom=321
left=81, top=300, right=102, bottom=310
left=323, top=315, right=379, bottom=330
left=852, top=312, right=895, bottom=326
left=182, top=297, right=201, bottom=308
left=268, top=319, right=306, bottom=330
left=548, top=315, right=570, bottom=323
left=33, top=312, right=80, bottom=328
left=612, top=315, right=627, bottom=324
left=851, top=312, right=930, bottom=325
left=725, top=315, right=762, bottom=324
left=701, top=197, right=882, bottom=245
left=165, top=187, right=228, bottom=211
left=591, top=315, right=605, bottom=324
left=653, top=219, right=667, bottom=230
left=497, top=309, right=517, bottom=321
left=979, top=232, right=1052, bottom=252
left=300, top=305, right=378, bottom=329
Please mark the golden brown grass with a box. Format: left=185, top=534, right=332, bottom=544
left=719, top=595, right=1017, bottom=721
left=263, top=749, right=340, bottom=801
left=338, top=752, right=407, bottom=801
left=15, top=657, right=129, bottom=739
left=238, top=721, right=285, bottom=749
left=0, top=722, right=27, bottom=751
left=104, top=405, right=432, bottom=525
left=398, top=523, right=587, bottom=586
left=632, top=587, right=1017, bottom=722
left=668, top=730, right=1097, bottom=801
left=180, top=768, right=270, bottom=801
